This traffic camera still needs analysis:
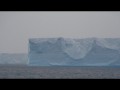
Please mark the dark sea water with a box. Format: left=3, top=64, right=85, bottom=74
left=0, top=65, right=120, bottom=79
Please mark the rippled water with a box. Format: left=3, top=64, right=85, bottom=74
left=0, top=65, right=120, bottom=79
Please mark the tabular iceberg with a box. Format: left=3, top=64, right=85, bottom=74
left=28, top=37, right=120, bottom=66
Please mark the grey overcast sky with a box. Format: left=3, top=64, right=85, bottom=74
left=0, top=12, right=120, bottom=53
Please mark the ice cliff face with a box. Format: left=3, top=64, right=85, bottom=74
left=29, top=38, right=120, bottom=66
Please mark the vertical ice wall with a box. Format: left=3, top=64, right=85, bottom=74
left=29, top=38, right=120, bottom=66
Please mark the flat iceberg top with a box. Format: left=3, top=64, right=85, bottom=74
left=29, top=37, right=120, bottom=60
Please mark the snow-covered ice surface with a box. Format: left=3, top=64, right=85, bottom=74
left=29, top=37, right=120, bottom=66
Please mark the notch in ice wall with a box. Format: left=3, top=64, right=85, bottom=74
left=28, top=37, right=120, bottom=66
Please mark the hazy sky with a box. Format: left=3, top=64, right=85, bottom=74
left=0, top=12, right=120, bottom=53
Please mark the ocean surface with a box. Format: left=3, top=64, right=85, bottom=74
left=0, top=65, right=120, bottom=79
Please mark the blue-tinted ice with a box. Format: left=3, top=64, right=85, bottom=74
left=29, top=37, right=120, bottom=66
